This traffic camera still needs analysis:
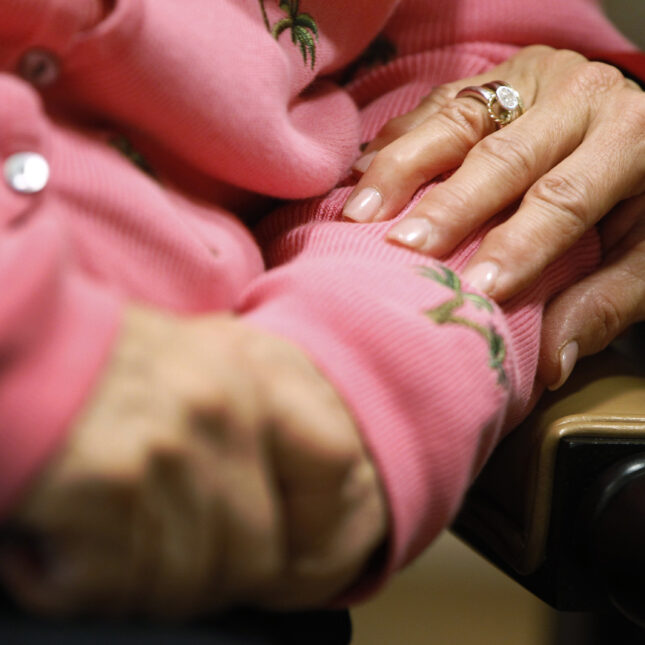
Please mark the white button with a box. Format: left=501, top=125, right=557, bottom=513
left=17, top=49, right=61, bottom=88
left=4, top=153, right=50, bottom=194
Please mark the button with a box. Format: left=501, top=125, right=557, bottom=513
left=17, top=49, right=61, bottom=88
left=4, top=153, right=50, bottom=194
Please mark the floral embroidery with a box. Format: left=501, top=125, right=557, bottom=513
left=417, top=265, right=508, bottom=387
left=259, top=1, right=319, bottom=69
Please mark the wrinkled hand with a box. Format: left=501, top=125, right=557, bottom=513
left=343, top=45, right=645, bottom=388
left=0, top=306, right=386, bottom=617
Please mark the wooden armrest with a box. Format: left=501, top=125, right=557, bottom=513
left=453, top=325, right=645, bottom=612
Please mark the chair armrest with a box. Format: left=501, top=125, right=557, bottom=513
left=453, top=326, right=645, bottom=611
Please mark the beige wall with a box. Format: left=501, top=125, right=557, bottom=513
left=603, top=0, right=645, bottom=48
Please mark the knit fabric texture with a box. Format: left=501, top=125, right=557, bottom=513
left=0, top=0, right=640, bottom=598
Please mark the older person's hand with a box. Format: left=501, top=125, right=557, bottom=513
left=344, top=45, right=645, bottom=388
left=0, top=306, right=386, bottom=617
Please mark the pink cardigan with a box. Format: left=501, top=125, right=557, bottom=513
left=0, top=0, right=638, bottom=596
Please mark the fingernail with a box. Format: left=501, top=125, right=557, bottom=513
left=548, top=340, right=579, bottom=391
left=463, top=261, right=500, bottom=294
left=343, top=187, right=383, bottom=222
left=386, top=217, right=434, bottom=250
left=352, top=151, right=377, bottom=174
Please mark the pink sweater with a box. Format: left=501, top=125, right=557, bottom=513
left=0, top=0, right=639, bottom=596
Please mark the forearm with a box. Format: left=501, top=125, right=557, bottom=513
left=239, top=183, right=601, bottom=596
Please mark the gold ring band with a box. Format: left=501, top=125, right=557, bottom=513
left=456, top=80, right=524, bottom=127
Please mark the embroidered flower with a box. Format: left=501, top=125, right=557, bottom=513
left=259, top=1, right=319, bottom=69
left=417, top=265, right=508, bottom=387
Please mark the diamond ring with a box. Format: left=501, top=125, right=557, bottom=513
left=455, top=81, right=524, bottom=127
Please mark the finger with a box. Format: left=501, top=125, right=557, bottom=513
left=539, top=216, right=645, bottom=389
left=138, top=446, right=215, bottom=616
left=382, top=57, right=638, bottom=257
left=599, top=194, right=645, bottom=252
left=459, top=105, right=645, bottom=301
left=384, top=83, right=590, bottom=253
left=0, top=478, right=139, bottom=616
left=343, top=88, right=501, bottom=223
left=0, top=530, right=81, bottom=615
left=353, top=83, right=462, bottom=173
left=353, top=61, right=531, bottom=169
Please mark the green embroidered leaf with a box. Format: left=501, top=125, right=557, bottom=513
left=416, top=265, right=461, bottom=291
left=488, top=327, right=506, bottom=368
left=463, top=292, right=494, bottom=312
left=415, top=264, right=508, bottom=389
left=272, top=17, right=293, bottom=39
left=442, top=267, right=461, bottom=291
left=258, top=0, right=271, bottom=31
left=487, top=327, right=508, bottom=386
left=424, top=300, right=459, bottom=324
left=264, top=0, right=319, bottom=69
left=293, top=25, right=316, bottom=67
left=416, top=266, right=442, bottom=283
left=296, top=13, right=319, bottom=37
left=293, top=24, right=314, bottom=45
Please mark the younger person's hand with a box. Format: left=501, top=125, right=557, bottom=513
left=0, top=306, right=386, bottom=617
left=344, top=45, right=645, bottom=387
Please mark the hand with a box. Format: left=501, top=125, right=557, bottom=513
left=342, top=45, right=645, bottom=387
left=0, top=306, right=386, bottom=617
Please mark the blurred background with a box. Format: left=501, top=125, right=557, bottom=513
left=603, top=0, right=645, bottom=48
left=352, top=2, right=644, bottom=643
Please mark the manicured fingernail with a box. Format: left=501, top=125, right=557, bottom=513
left=548, top=340, right=579, bottom=391
left=353, top=151, right=377, bottom=174
left=343, top=187, right=383, bottom=222
left=463, top=262, right=500, bottom=294
left=386, top=217, right=434, bottom=249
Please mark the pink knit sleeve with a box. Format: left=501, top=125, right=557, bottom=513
left=237, top=0, right=634, bottom=595
left=0, top=75, right=122, bottom=515
left=0, top=71, right=265, bottom=519
left=15, top=0, right=398, bottom=200
left=239, top=181, right=601, bottom=599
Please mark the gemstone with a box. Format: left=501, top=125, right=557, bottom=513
left=496, top=86, right=520, bottom=111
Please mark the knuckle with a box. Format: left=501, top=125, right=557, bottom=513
left=374, top=142, right=411, bottom=174
left=541, top=48, right=586, bottom=74
left=437, top=99, right=489, bottom=150
left=422, top=83, right=456, bottom=109
left=428, top=182, right=477, bottom=224
left=473, top=131, right=536, bottom=180
left=146, top=442, right=189, bottom=476
left=526, top=174, right=590, bottom=235
left=521, top=44, right=556, bottom=59
left=585, top=289, right=625, bottom=347
left=479, top=223, right=532, bottom=270
left=618, top=251, right=645, bottom=318
left=569, top=61, right=625, bottom=96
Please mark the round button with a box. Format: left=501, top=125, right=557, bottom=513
left=17, top=49, right=61, bottom=88
left=4, top=153, right=50, bottom=194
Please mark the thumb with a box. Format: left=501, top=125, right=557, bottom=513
left=539, top=246, right=645, bottom=390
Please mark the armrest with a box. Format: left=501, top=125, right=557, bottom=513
left=453, top=325, right=645, bottom=612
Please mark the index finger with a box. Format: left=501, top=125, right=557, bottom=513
left=343, top=85, right=497, bottom=223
